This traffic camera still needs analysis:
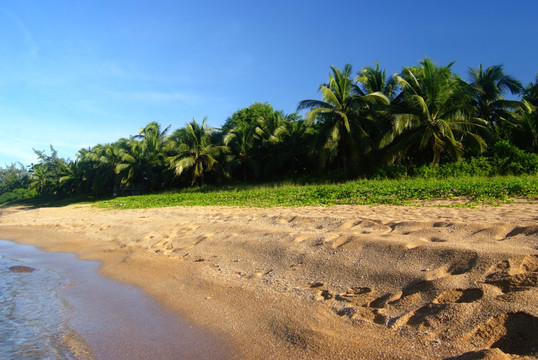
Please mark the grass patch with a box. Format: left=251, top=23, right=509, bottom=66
left=95, top=175, right=538, bottom=209
left=1, top=194, right=109, bottom=208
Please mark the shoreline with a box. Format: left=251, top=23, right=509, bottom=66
left=0, top=203, right=537, bottom=359
left=0, top=238, right=230, bottom=360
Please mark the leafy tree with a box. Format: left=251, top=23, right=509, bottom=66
left=29, top=146, right=69, bottom=195
left=221, top=102, right=275, bottom=134
left=0, top=163, right=30, bottom=194
left=382, top=58, right=487, bottom=165
left=223, top=103, right=298, bottom=180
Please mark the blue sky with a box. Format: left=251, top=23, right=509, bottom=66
left=1, top=0, right=537, bottom=166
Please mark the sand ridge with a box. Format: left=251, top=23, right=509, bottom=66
left=0, top=203, right=537, bottom=359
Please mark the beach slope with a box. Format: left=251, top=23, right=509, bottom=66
left=0, top=203, right=537, bottom=359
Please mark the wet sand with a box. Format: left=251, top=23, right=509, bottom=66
left=0, top=203, right=537, bottom=359
left=0, top=239, right=230, bottom=360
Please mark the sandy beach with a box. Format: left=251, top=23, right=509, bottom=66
left=0, top=203, right=537, bottom=359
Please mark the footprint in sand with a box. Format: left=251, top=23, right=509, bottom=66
left=446, top=251, right=479, bottom=275
left=405, top=303, right=448, bottom=326
left=338, top=220, right=392, bottom=234
left=466, top=312, right=538, bottom=356
left=485, top=255, right=538, bottom=293
left=505, top=225, right=538, bottom=238
left=433, top=288, right=483, bottom=304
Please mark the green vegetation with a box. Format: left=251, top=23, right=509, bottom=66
left=1, top=59, right=537, bottom=207
left=95, top=176, right=538, bottom=209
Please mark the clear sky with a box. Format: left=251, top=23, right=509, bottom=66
left=1, top=0, right=537, bottom=166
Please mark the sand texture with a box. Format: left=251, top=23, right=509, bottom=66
left=0, top=203, right=537, bottom=359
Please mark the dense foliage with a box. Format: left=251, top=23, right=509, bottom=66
left=1, top=59, right=537, bottom=204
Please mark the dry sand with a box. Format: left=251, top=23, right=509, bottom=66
left=0, top=202, right=537, bottom=359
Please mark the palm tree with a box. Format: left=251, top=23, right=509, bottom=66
left=355, top=63, right=398, bottom=169
left=135, top=122, right=171, bottom=160
left=382, top=58, right=487, bottom=165
left=114, top=137, right=149, bottom=187
left=82, top=143, right=121, bottom=195
left=256, top=110, right=292, bottom=176
left=266, top=115, right=316, bottom=175
left=223, top=119, right=262, bottom=181
left=356, top=62, right=397, bottom=99
left=114, top=123, right=172, bottom=190
left=168, top=118, right=227, bottom=186
left=514, top=75, right=538, bottom=152
left=468, top=64, right=523, bottom=137
left=59, top=158, right=89, bottom=194
left=297, top=64, right=389, bottom=178
left=524, top=74, right=538, bottom=106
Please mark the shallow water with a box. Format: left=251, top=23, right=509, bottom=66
left=0, top=239, right=230, bottom=360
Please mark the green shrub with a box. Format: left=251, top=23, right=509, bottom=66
left=0, top=188, right=38, bottom=205
left=488, top=141, right=538, bottom=175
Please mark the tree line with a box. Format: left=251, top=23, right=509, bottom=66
left=1, top=58, right=537, bottom=201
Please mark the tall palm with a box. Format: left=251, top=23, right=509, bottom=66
left=382, top=58, right=486, bottom=165
left=223, top=119, right=262, bottom=181
left=86, top=143, right=122, bottom=194
left=355, top=63, right=398, bottom=167
left=114, top=123, right=171, bottom=190
left=355, top=62, right=397, bottom=99
left=59, top=159, right=89, bottom=194
left=135, top=122, right=171, bottom=161
left=268, top=116, right=316, bottom=175
left=524, top=74, right=538, bottom=106
left=515, top=75, right=538, bottom=152
left=297, top=64, right=388, bottom=177
left=115, top=137, right=148, bottom=187
left=256, top=111, right=291, bottom=176
left=468, top=64, right=523, bottom=136
left=168, top=118, right=226, bottom=186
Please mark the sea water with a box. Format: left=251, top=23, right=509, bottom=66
left=0, top=243, right=80, bottom=359
left=0, top=240, right=230, bottom=360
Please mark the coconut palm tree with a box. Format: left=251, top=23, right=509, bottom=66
left=524, top=74, right=538, bottom=106
left=356, top=62, right=397, bottom=99
left=114, top=136, right=154, bottom=189
left=82, top=143, right=121, bottom=195
left=223, top=119, right=263, bottom=181
left=114, top=122, right=172, bottom=190
left=382, top=58, right=487, bottom=165
left=168, top=118, right=227, bottom=186
left=468, top=64, right=523, bottom=137
left=513, top=75, right=538, bottom=152
left=297, top=64, right=389, bottom=178
left=266, top=115, right=316, bottom=175
left=135, top=122, right=171, bottom=160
